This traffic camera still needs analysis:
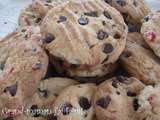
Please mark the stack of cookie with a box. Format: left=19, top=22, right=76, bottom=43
left=1, top=0, right=160, bottom=120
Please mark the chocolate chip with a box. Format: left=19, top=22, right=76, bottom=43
left=127, top=91, right=137, bottom=97
left=4, top=82, right=18, bottom=97
left=21, top=29, right=26, bottom=32
left=104, top=0, right=112, bottom=4
left=0, top=61, right=5, bottom=70
left=84, top=11, right=99, bottom=17
left=38, top=88, right=48, bottom=98
left=48, top=113, right=57, bottom=120
left=96, top=96, right=111, bottom=109
left=112, top=80, right=118, bottom=88
left=144, top=16, right=150, bottom=22
left=116, top=91, right=120, bottom=95
left=57, top=16, right=67, bottom=23
left=60, top=103, right=73, bottom=115
left=133, top=0, right=138, bottom=7
left=30, top=105, right=40, bottom=117
left=97, top=30, right=109, bottom=40
left=32, top=61, right=42, bottom=70
left=133, top=98, right=140, bottom=111
left=103, top=11, right=112, bottom=19
left=123, top=51, right=132, bottom=58
left=43, top=33, right=55, bottom=43
left=46, top=0, right=52, bottom=3
left=116, top=0, right=126, bottom=7
left=103, top=43, right=114, bottom=54
left=79, top=97, right=91, bottom=110
left=114, top=33, right=121, bottom=39
left=78, top=17, right=89, bottom=25
left=35, top=18, right=42, bottom=23
left=102, top=21, right=106, bottom=26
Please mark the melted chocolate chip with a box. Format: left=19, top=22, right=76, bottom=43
left=102, top=21, right=106, bottom=26
left=96, top=96, right=111, bottom=109
left=127, top=91, right=137, bottom=97
left=84, top=11, right=99, bottom=17
left=79, top=97, right=91, bottom=110
left=104, top=0, right=112, bottom=4
left=103, top=44, right=114, bottom=54
left=57, top=16, right=67, bottom=23
left=60, top=103, right=73, bottom=115
left=38, top=88, right=48, bottom=98
left=4, top=82, right=18, bottom=97
left=114, top=33, right=121, bottom=39
left=48, top=113, right=57, bottom=120
left=112, top=80, right=118, bottom=88
left=30, top=105, right=40, bottom=117
left=97, top=30, right=109, bottom=40
left=43, top=33, right=55, bottom=43
left=35, top=18, right=42, bottom=23
left=116, top=0, right=126, bottom=7
left=78, top=17, right=89, bottom=25
left=32, top=61, right=42, bottom=70
left=133, top=98, right=140, bottom=111
left=103, top=11, right=112, bottom=19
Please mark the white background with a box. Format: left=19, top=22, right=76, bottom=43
left=0, top=0, right=159, bottom=37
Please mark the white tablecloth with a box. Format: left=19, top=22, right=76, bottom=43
left=0, top=0, right=159, bottom=38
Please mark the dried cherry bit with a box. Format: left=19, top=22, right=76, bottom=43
left=96, top=96, right=111, bottom=109
left=78, top=17, right=89, bottom=25
left=146, top=31, right=156, bottom=42
left=57, top=16, right=67, bottom=23
left=116, top=0, right=126, bottom=7
left=48, top=113, right=57, bottom=120
left=103, top=43, right=114, bottom=54
left=60, top=103, right=73, bottom=115
left=97, top=30, right=109, bottom=40
left=43, top=33, right=55, bottom=43
left=79, top=97, right=91, bottom=110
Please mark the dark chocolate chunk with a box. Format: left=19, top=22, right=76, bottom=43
left=84, top=11, right=99, bottom=17
left=97, top=30, right=109, bottom=40
left=35, top=18, right=42, bottom=23
left=78, top=17, right=89, bottom=25
left=79, top=97, right=91, bottom=110
left=104, top=0, right=112, bottom=4
left=103, top=11, right=112, bottom=19
left=103, top=43, right=114, bottom=54
left=30, top=105, right=40, bottom=117
left=43, top=33, right=55, bottom=43
left=96, top=96, right=111, bottom=109
left=116, top=0, right=126, bottom=7
left=4, top=82, right=18, bottom=97
left=60, top=103, right=73, bottom=115
left=57, top=16, right=67, bottom=23
left=127, top=91, right=137, bottom=97
left=48, top=113, right=57, bottom=120
left=133, top=98, right=140, bottom=111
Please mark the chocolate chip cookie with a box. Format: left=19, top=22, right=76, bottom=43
left=0, top=31, right=48, bottom=119
left=93, top=77, right=145, bottom=120
left=41, top=0, right=128, bottom=78
left=103, top=0, right=151, bottom=31
left=120, top=42, right=160, bottom=85
left=48, top=84, right=96, bottom=120
left=37, top=77, right=79, bottom=108
left=19, top=5, right=43, bottom=26
left=135, top=84, right=160, bottom=120
left=141, top=11, right=160, bottom=58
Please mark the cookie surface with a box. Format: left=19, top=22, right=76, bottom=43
left=37, top=77, right=79, bottom=108
left=93, top=77, right=145, bottom=120
left=41, top=0, right=127, bottom=78
left=48, top=84, right=96, bottom=120
left=103, top=0, right=151, bottom=30
left=141, top=11, right=160, bottom=58
left=0, top=29, right=48, bottom=119
left=120, top=42, right=160, bottom=85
